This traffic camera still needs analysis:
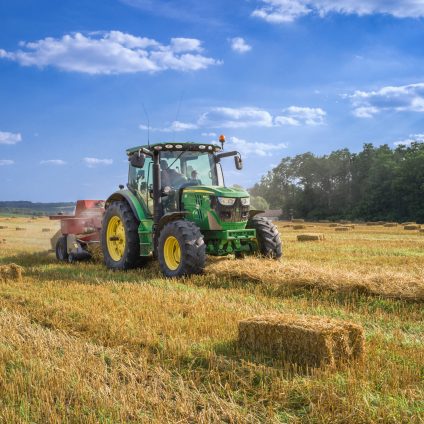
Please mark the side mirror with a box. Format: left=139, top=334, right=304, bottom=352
left=234, top=155, right=243, bottom=170
left=129, top=152, right=146, bottom=168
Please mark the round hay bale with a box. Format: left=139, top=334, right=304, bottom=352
left=297, top=233, right=325, bottom=242
left=335, top=226, right=350, bottom=232
left=293, top=224, right=306, bottom=230
left=404, top=224, right=420, bottom=230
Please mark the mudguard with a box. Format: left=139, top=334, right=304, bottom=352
left=105, top=189, right=147, bottom=221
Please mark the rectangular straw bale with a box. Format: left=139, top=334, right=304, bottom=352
left=329, top=223, right=338, bottom=227
left=293, top=225, right=306, bottom=230
left=238, top=314, right=364, bottom=367
left=404, top=224, right=420, bottom=230
left=297, top=233, right=325, bottom=242
left=384, top=223, right=398, bottom=227
left=291, top=219, right=305, bottom=223
left=335, top=226, right=350, bottom=231
left=42, top=228, right=51, bottom=232
left=15, top=227, right=26, bottom=231
left=420, top=229, right=424, bottom=233
left=339, top=220, right=351, bottom=224
left=0, top=264, right=23, bottom=283
left=318, top=220, right=330, bottom=223
left=0, top=225, right=8, bottom=229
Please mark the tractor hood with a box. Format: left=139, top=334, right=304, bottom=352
left=182, top=186, right=249, bottom=198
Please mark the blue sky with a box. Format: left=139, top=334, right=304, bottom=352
left=1, top=0, right=424, bottom=201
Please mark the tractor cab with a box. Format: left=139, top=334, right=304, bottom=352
left=100, top=138, right=282, bottom=277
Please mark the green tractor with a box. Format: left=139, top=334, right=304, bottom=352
left=102, top=137, right=282, bottom=277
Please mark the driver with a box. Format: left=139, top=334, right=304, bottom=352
left=189, top=170, right=202, bottom=185
left=160, top=159, right=186, bottom=189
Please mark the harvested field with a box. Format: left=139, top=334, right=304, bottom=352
left=297, top=233, right=325, bottom=241
left=0, top=216, right=422, bottom=423
left=238, top=314, right=364, bottom=367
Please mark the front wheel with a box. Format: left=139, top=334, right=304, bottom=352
left=158, top=220, right=205, bottom=277
left=248, top=217, right=282, bottom=259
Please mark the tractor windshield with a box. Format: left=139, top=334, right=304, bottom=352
left=160, top=151, right=223, bottom=189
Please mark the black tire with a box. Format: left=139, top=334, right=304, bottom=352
left=55, top=236, right=69, bottom=261
left=158, top=220, right=205, bottom=278
left=101, top=201, right=141, bottom=270
left=248, top=217, right=282, bottom=259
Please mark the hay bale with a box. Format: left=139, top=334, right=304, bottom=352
left=0, top=225, right=8, bottom=229
left=0, top=264, right=24, bottom=283
left=297, top=234, right=325, bottom=242
left=318, top=220, right=330, bottom=223
left=282, top=224, right=293, bottom=228
left=339, top=220, right=351, bottom=224
left=384, top=223, right=398, bottom=227
left=404, top=224, right=420, bottom=230
left=420, top=229, right=424, bottom=234
left=293, top=225, right=306, bottom=230
left=329, top=223, right=339, bottom=227
left=335, top=226, right=350, bottom=232
left=291, top=219, right=305, bottom=223
left=87, top=243, right=103, bottom=262
left=42, top=228, right=51, bottom=232
left=402, top=222, right=415, bottom=225
left=15, top=227, right=26, bottom=231
left=238, top=314, right=365, bottom=367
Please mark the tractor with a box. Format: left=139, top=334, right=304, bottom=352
left=101, top=136, right=282, bottom=277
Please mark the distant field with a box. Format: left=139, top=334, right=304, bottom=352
left=0, top=217, right=423, bottom=423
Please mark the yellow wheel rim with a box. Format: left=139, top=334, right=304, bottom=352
left=163, top=236, right=181, bottom=271
left=106, top=216, right=126, bottom=262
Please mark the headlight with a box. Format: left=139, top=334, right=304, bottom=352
left=240, top=197, right=250, bottom=206
left=218, top=197, right=236, bottom=206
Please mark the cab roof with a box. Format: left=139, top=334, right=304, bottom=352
left=126, top=142, right=222, bottom=155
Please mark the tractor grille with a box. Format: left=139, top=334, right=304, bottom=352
left=212, top=197, right=249, bottom=223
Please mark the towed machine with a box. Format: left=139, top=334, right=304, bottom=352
left=54, top=136, right=282, bottom=277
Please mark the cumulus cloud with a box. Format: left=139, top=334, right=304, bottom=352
left=393, top=133, right=424, bottom=146
left=0, top=131, right=22, bottom=145
left=198, top=107, right=274, bottom=128
left=139, top=120, right=198, bottom=132
left=230, top=37, right=252, bottom=54
left=0, top=159, right=14, bottom=166
left=0, top=31, right=220, bottom=74
left=252, top=0, right=424, bottom=23
left=348, top=83, right=424, bottom=118
left=83, top=157, right=113, bottom=167
left=40, top=159, right=66, bottom=165
left=229, top=136, right=288, bottom=157
left=201, top=132, right=217, bottom=137
left=275, top=106, right=326, bottom=126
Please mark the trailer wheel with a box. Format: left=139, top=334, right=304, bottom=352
left=55, top=236, right=69, bottom=261
left=101, top=201, right=141, bottom=270
left=158, top=220, right=205, bottom=277
left=247, top=217, right=282, bottom=259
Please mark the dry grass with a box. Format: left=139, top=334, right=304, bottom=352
left=0, top=216, right=423, bottom=423
left=238, top=314, right=364, bottom=367
left=297, top=233, right=325, bottom=242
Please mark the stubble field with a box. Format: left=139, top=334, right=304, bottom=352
left=0, top=216, right=423, bottom=423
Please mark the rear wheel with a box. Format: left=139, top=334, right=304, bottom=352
left=55, top=236, right=68, bottom=261
left=248, top=217, right=282, bottom=259
left=158, top=220, right=205, bottom=277
left=101, top=201, right=141, bottom=270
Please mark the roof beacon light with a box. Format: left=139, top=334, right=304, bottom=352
left=219, top=134, right=226, bottom=150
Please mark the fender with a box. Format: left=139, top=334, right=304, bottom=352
left=248, top=209, right=265, bottom=219
left=158, top=212, right=189, bottom=232
left=105, top=189, right=147, bottom=222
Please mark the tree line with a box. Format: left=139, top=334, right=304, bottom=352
left=249, top=142, right=424, bottom=222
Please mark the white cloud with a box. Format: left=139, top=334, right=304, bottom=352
left=393, top=133, right=424, bottom=146
left=201, top=132, right=217, bottom=137
left=198, top=107, right=274, bottom=128
left=230, top=37, right=251, bottom=54
left=252, top=0, right=424, bottom=23
left=0, top=131, right=22, bottom=145
left=229, top=136, right=288, bottom=157
left=40, top=159, right=66, bottom=165
left=0, top=31, right=220, bottom=75
left=0, top=159, right=14, bottom=166
left=139, top=120, right=198, bottom=132
left=348, top=82, right=424, bottom=118
left=83, top=157, right=113, bottom=167
left=275, top=106, right=326, bottom=126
